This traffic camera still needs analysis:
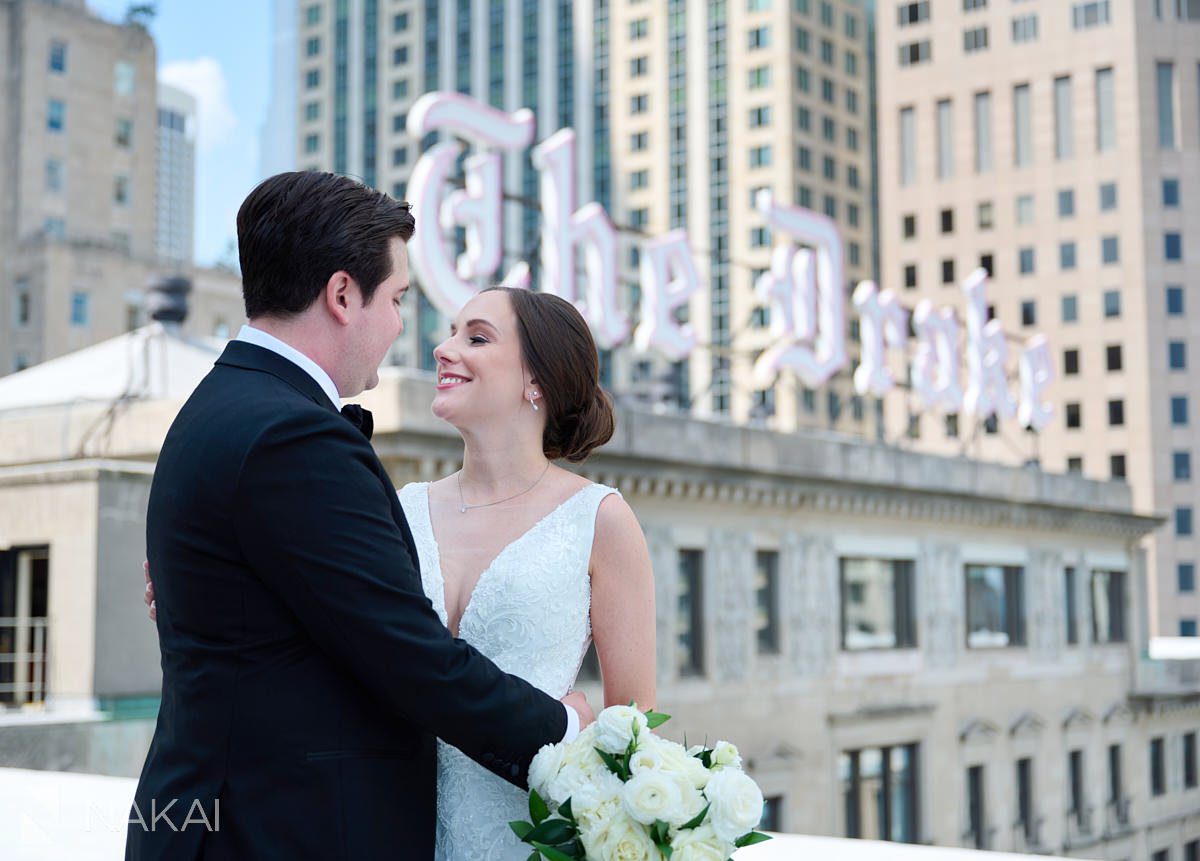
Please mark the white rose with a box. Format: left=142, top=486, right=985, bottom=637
left=703, top=768, right=765, bottom=844
left=621, top=768, right=686, bottom=826
left=527, top=742, right=565, bottom=799
left=595, top=704, right=649, bottom=754
left=594, top=809, right=659, bottom=861
left=546, top=759, right=594, bottom=805
left=711, top=741, right=742, bottom=771
left=573, top=770, right=624, bottom=830
left=676, top=784, right=708, bottom=827
left=670, top=822, right=735, bottom=861
left=656, top=740, right=710, bottom=789
left=629, top=733, right=669, bottom=774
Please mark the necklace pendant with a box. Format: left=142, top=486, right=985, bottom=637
left=459, top=503, right=468, bottom=513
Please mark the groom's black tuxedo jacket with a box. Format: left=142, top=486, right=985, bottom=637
left=127, top=341, right=566, bottom=860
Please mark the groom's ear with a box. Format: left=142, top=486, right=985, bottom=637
left=323, top=271, right=356, bottom=326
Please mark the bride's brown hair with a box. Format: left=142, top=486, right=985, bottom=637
left=482, top=286, right=615, bottom=463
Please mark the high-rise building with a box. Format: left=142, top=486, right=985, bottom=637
left=0, top=0, right=158, bottom=375
left=156, top=82, right=197, bottom=268
left=291, top=0, right=879, bottom=431
left=293, top=0, right=609, bottom=376
left=260, top=0, right=298, bottom=178
left=605, top=0, right=879, bottom=434
left=875, top=0, right=1200, bottom=636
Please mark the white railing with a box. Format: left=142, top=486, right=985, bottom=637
left=0, top=617, right=49, bottom=706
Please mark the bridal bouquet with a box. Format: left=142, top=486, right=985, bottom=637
left=510, top=704, right=771, bottom=860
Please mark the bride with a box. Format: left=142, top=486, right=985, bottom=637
left=145, top=286, right=656, bottom=859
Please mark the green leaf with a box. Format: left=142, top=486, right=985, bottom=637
left=659, top=843, right=674, bottom=859
left=644, top=709, right=672, bottom=729
left=595, top=747, right=630, bottom=781
left=526, top=851, right=540, bottom=861
left=510, top=820, right=535, bottom=841
left=734, top=832, right=773, bottom=848
left=698, top=750, right=713, bottom=769
left=526, top=818, right=576, bottom=846
left=558, top=797, right=573, bottom=821
left=680, top=803, right=710, bottom=830
left=531, top=841, right=580, bottom=861
left=529, top=788, right=549, bottom=825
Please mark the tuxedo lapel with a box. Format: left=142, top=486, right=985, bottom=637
left=216, top=340, right=339, bottom=413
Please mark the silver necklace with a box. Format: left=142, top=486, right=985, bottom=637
left=456, top=461, right=551, bottom=513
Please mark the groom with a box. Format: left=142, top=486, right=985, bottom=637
left=127, top=171, right=592, bottom=859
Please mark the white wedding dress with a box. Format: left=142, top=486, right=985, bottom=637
left=397, top=481, right=617, bottom=861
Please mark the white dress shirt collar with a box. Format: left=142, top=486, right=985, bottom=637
left=235, top=324, right=342, bottom=410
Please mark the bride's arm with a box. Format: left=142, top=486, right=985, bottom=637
left=588, top=493, right=656, bottom=710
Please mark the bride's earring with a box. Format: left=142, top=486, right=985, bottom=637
left=528, top=391, right=539, bottom=412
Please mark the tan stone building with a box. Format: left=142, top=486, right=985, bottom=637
left=1, top=325, right=1198, bottom=857
left=874, top=0, right=1200, bottom=640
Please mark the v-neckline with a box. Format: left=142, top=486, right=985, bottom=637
left=421, top=483, right=592, bottom=638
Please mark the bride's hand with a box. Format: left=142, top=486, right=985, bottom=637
left=143, top=561, right=156, bottom=621
left=561, top=690, right=594, bottom=730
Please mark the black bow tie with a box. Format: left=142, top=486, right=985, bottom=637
left=340, top=404, right=374, bottom=441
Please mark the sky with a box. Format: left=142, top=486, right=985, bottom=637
left=88, top=0, right=273, bottom=267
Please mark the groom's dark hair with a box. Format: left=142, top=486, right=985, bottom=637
left=237, top=171, right=415, bottom=318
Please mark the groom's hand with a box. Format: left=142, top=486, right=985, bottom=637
left=143, top=561, right=157, bottom=621
left=561, top=690, right=594, bottom=730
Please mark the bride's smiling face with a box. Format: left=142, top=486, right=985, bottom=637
left=430, top=291, right=534, bottom=428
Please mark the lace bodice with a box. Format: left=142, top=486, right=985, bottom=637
left=397, top=481, right=617, bottom=861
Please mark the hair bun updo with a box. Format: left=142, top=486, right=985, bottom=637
left=484, top=287, right=616, bottom=463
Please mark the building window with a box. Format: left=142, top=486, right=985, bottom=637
left=1173, top=396, right=1190, bottom=426
left=1021, top=300, right=1036, bottom=326
left=897, top=1, right=930, bottom=26
left=755, top=550, right=780, bottom=654
left=966, top=764, right=988, bottom=849
left=1058, top=188, right=1075, bottom=217
left=1065, top=567, right=1079, bottom=644
left=1068, top=750, right=1088, bottom=832
left=43, top=217, right=65, bottom=239
left=973, top=91, right=992, bottom=173
left=1185, top=732, right=1197, bottom=788
left=1180, top=563, right=1196, bottom=593
left=1099, top=181, right=1118, bottom=210
left=898, top=40, right=931, bottom=66
left=677, top=550, right=704, bottom=677
left=392, top=45, right=408, bottom=65
left=748, top=66, right=772, bottom=88
left=1091, top=570, right=1127, bottom=643
left=629, top=169, right=649, bottom=190
left=840, top=558, right=916, bottom=650
left=304, top=133, right=319, bottom=154
left=305, top=4, right=321, bottom=25
left=1060, top=242, right=1077, bottom=270
left=1108, top=399, right=1124, bottom=426
left=840, top=744, right=920, bottom=842
left=631, top=131, right=649, bottom=151
left=1104, top=290, right=1121, bottom=317
left=114, top=175, right=130, bottom=205
left=1072, top=0, right=1112, bottom=28
left=1157, top=62, right=1177, bottom=148
left=1067, top=456, right=1083, bottom=474
left=1018, top=248, right=1035, bottom=275
left=1175, top=451, right=1191, bottom=481
left=941, top=259, right=956, bottom=284
left=1066, top=402, right=1081, bottom=429
left=1163, top=179, right=1180, bottom=208
left=1110, top=453, right=1127, bottom=480
left=1170, top=341, right=1187, bottom=370
left=1106, top=344, right=1122, bottom=372
left=306, top=36, right=321, bottom=57
left=630, top=18, right=649, bottom=39
left=904, top=264, right=918, bottom=289
left=630, top=56, right=648, bottom=77
left=1063, top=349, right=1079, bottom=375
left=1013, top=84, right=1032, bottom=165
left=1151, top=738, right=1166, bottom=796
left=1167, top=286, right=1185, bottom=316
left=1016, top=194, right=1034, bottom=224
left=392, top=79, right=409, bottom=100
left=1184, top=620, right=1199, bottom=637
left=1178, top=506, right=1194, bottom=536
left=750, top=145, right=772, bottom=167
left=49, top=39, right=67, bottom=74
left=1095, top=67, right=1115, bottom=151
left=977, top=201, right=994, bottom=229
left=1166, top=233, right=1183, bottom=261
left=45, top=158, right=64, bottom=193
left=899, top=106, right=916, bottom=185
left=759, top=796, right=783, bottom=833
left=70, top=291, right=89, bottom=327
left=0, top=547, right=50, bottom=706
left=964, top=26, right=988, bottom=52
left=966, top=564, right=1025, bottom=648
left=1016, top=758, right=1037, bottom=848
left=749, top=105, right=772, bottom=127
left=393, top=11, right=408, bottom=31
left=306, top=68, right=320, bottom=89
left=46, top=99, right=65, bottom=132
left=1012, top=14, right=1038, bottom=42
left=1101, top=236, right=1120, bottom=264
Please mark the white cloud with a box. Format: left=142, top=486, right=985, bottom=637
left=161, top=57, right=237, bottom=153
